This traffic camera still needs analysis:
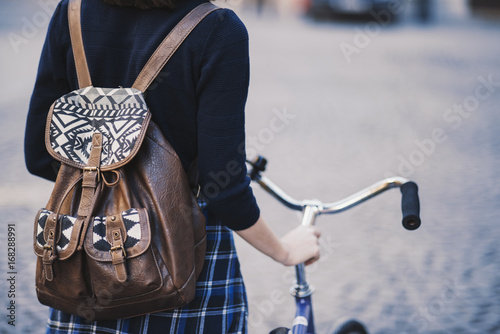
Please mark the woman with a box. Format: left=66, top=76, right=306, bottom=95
left=25, top=0, right=321, bottom=332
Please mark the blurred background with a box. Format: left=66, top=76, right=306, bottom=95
left=1, top=0, right=499, bottom=333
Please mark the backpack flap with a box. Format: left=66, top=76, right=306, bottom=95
left=84, top=208, right=151, bottom=261
left=84, top=208, right=151, bottom=283
left=45, top=86, right=151, bottom=171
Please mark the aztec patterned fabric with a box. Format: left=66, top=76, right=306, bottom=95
left=36, top=208, right=143, bottom=253
left=46, top=223, right=248, bottom=334
left=36, top=210, right=76, bottom=252
left=92, top=209, right=142, bottom=252
left=48, top=87, right=149, bottom=168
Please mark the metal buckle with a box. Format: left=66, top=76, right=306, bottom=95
left=83, top=166, right=100, bottom=182
left=110, top=245, right=127, bottom=258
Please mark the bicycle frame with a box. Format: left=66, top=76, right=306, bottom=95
left=250, top=163, right=417, bottom=334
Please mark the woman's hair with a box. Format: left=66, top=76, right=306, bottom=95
left=100, top=0, right=179, bottom=10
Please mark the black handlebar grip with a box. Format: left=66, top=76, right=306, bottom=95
left=400, top=181, right=421, bottom=230
left=248, top=156, right=267, bottom=180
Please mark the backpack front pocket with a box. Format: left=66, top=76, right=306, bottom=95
left=33, top=209, right=92, bottom=301
left=84, top=208, right=164, bottom=302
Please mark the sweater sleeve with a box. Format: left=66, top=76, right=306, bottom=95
left=196, top=9, right=260, bottom=231
left=24, top=1, right=72, bottom=181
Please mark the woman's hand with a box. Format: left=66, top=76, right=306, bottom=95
left=235, top=216, right=321, bottom=267
left=279, top=225, right=321, bottom=266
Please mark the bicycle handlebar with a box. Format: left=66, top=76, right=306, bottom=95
left=247, top=156, right=421, bottom=230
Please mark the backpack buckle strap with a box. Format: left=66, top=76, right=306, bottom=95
left=42, top=246, right=55, bottom=282
left=42, top=213, right=59, bottom=281
left=78, top=133, right=103, bottom=217
left=107, top=215, right=128, bottom=283
left=83, top=167, right=100, bottom=184
left=110, top=240, right=127, bottom=283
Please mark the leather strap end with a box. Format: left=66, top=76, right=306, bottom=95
left=42, top=249, right=55, bottom=281
left=112, top=258, right=128, bottom=283
left=43, top=262, right=55, bottom=282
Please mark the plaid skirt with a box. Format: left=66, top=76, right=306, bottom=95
left=46, top=222, right=248, bottom=334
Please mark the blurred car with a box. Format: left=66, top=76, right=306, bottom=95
left=307, top=0, right=400, bottom=18
left=469, top=0, right=500, bottom=9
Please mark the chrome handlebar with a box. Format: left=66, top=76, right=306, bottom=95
left=247, top=156, right=421, bottom=230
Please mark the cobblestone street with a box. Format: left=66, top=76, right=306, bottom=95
left=1, top=1, right=499, bottom=333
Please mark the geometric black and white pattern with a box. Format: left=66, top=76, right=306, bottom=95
left=49, top=87, right=149, bottom=167
left=36, top=209, right=76, bottom=252
left=92, top=208, right=142, bottom=252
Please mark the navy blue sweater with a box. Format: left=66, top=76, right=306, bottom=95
left=24, top=0, right=260, bottom=230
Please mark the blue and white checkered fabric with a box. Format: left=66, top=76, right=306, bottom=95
left=46, top=222, right=248, bottom=334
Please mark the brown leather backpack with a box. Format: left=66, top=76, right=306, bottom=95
left=33, top=0, right=219, bottom=321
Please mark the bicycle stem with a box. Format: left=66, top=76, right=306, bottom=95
left=290, top=205, right=320, bottom=298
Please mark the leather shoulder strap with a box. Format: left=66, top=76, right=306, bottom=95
left=68, top=0, right=219, bottom=91
left=68, top=0, right=92, bottom=88
left=132, top=3, right=220, bottom=93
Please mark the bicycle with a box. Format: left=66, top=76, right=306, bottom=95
left=247, top=156, right=421, bottom=334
